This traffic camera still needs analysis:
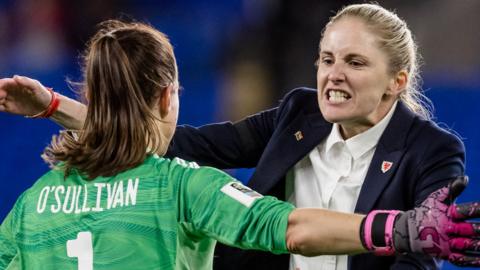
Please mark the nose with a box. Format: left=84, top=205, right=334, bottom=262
left=327, top=63, right=346, bottom=83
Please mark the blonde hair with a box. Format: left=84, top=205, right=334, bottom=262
left=326, top=3, right=432, bottom=120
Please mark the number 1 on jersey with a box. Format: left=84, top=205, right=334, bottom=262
left=67, top=231, right=93, bottom=270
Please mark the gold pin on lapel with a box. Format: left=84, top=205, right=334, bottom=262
left=294, top=131, right=303, bottom=141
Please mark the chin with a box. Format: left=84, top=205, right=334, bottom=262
left=320, top=107, right=345, bottom=123
left=323, top=116, right=344, bottom=124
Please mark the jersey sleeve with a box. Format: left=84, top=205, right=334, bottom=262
left=0, top=194, right=25, bottom=270
left=173, top=160, right=294, bottom=254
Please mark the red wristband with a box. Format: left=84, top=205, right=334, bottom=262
left=26, top=88, right=60, bottom=118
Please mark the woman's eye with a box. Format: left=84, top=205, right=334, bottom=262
left=349, top=61, right=364, bottom=67
left=321, top=58, right=333, bottom=65
left=314, top=57, right=333, bottom=67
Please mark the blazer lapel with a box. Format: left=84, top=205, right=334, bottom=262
left=248, top=112, right=332, bottom=194
left=354, top=102, right=416, bottom=213
left=354, top=148, right=403, bottom=213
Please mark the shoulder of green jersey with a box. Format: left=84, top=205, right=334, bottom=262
left=173, top=157, right=200, bottom=169
left=220, top=182, right=263, bottom=208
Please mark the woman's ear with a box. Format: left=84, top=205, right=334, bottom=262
left=158, top=84, right=174, bottom=119
left=387, top=70, right=408, bottom=96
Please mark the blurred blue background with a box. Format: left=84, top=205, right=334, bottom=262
left=0, top=1, right=479, bottom=269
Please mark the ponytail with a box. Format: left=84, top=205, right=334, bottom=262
left=43, top=20, right=177, bottom=179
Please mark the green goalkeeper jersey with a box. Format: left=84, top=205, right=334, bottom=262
left=0, top=155, right=294, bottom=270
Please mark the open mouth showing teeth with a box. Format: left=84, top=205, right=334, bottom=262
left=327, top=89, right=351, bottom=103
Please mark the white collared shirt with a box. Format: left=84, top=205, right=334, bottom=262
left=287, top=102, right=397, bottom=270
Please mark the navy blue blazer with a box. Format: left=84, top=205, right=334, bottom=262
left=167, top=88, right=465, bottom=270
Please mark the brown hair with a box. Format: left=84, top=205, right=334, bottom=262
left=324, top=3, right=433, bottom=120
left=43, top=20, right=178, bottom=179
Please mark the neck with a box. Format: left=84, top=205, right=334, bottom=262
left=339, top=98, right=397, bottom=140
left=339, top=123, right=373, bottom=140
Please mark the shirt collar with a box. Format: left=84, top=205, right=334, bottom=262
left=325, top=101, right=398, bottom=160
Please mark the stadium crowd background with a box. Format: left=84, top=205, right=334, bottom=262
left=0, top=1, right=479, bottom=269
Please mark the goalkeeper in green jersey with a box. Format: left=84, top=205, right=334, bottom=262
left=1, top=20, right=480, bottom=270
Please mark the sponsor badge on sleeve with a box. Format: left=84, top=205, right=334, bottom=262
left=220, top=182, right=263, bottom=207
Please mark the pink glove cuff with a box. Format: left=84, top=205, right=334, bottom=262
left=363, top=210, right=402, bottom=256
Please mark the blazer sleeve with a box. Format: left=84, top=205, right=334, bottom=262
left=412, top=127, right=465, bottom=205
left=393, top=125, right=465, bottom=270
left=165, top=107, right=278, bottom=169
left=390, top=254, right=442, bottom=270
